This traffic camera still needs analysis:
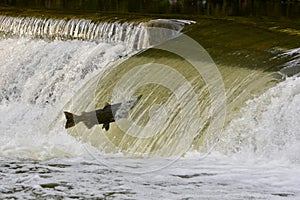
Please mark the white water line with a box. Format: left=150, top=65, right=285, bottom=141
left=0, top=16, right=188, bottom=51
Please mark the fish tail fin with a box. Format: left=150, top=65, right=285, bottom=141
left=64, top=111, right=76, bottom=129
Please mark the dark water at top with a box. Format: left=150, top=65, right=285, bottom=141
left=1, top=0, right=300, bottom=18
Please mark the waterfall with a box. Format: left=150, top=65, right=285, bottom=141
left=0, top=15, right=191, bottom=159
left=0, top=16, right=188, bottom=51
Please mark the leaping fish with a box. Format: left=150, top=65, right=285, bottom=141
left=64, top=95, right=142, bottom=131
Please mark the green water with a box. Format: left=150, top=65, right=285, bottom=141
left=66, top=48, right=212, bottom=156
left=73, top=17, right=299, bottom=154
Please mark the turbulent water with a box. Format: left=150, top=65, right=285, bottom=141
left=0, top=15, right=300, bottom=199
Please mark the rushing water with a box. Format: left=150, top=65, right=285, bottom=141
left=0, top=2, right=300, bottom=199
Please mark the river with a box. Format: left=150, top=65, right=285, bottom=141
left=0, top=0, right=300, bottom=199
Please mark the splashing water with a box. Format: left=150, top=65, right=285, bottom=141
left=0, top=38, right=128, bottom=159
left=218, top=74, right=300, bottom=164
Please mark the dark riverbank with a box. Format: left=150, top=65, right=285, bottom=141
left=1, top=0, right=300, bottom=18
left=1, top=0, right=300, bottom=22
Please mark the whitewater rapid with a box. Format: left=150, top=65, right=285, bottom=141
left=0, top=38, right=127, bottom=159
left=218, top=75, right=300, bottom=165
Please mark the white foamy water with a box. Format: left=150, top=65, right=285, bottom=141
left=217, top=59, right=300, bottom=166
left=1, top=152, right=300, bottom=199
left=0, top=38, right=128, bottom=160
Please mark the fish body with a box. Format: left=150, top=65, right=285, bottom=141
left=64, top=95, right=142, bottom=131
